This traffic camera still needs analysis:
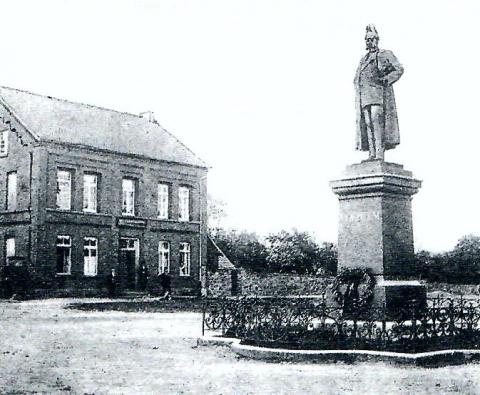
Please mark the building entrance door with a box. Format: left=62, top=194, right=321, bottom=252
left=119, top=238, right=139, bottom=290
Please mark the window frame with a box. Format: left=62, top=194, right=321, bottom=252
left=179, top=242, right=191, bottom=276
left=83, top=237, right=98, bottom=277
left=56, top=169, right=73, bottom=211
left=178, top=186, right=190, bottom=222
left=56, top=235, right=72, bottom=275
left=83, top=173, right=98, bottom=213
left=6, top=171, right=17, bottom=211
left=5, top=236, right=15, bottom=262
left=157, top=183, right=169, bottom=219
left=122, top=178, right=136, bottom=216
left=158, top=241, right=170, bottom=274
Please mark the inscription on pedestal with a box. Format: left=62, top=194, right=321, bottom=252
left=340, top=211, right=381, bottom=223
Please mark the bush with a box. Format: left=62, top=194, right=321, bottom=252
left=209, top=228, right=268, bottom=272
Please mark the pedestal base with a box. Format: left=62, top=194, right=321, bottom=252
left=330, top=160, right=426, bottom=315
left=372, top=279, right=427, bottom=319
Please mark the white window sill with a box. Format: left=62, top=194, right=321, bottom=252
left=56, top=273, right=71, bottom=276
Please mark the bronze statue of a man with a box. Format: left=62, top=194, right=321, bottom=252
left=354, top=25, right=404, bottom=160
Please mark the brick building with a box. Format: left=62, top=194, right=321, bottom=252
left=0, top=87, right=208, bottom=296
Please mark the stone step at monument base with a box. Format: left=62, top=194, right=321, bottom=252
left=372, top=279, right=427, bottom=319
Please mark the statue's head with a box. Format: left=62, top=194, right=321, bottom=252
left=365, top=24, right=379, bottom=52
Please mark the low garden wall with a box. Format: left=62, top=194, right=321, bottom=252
left=238, top=271, right=333, bottom=296
left=426, top=282, right=480, bottom=296
left=207, top=269, right=235, bottom=297
left=206, top=270, right=333, bottom=297
left=206, top=271, right=480, bottom=299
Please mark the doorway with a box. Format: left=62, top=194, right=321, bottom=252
left=119, top=238, right=139, bottom=290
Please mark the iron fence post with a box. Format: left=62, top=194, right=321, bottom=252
left=222, top=303, right=226, bottom=336
left=449, top=298, right=455, bottom=337
left=382, top=318, right=387, bottom=348
left=353, top=316, right=357, bottom=349
left=202, top=300, right=205, bottom=336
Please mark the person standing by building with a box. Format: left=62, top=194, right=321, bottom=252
left=159, top=271, right=172, bottom=300
left=106, top=269, right=116, bottom=298
left=139, top=261, right=149, bottom=292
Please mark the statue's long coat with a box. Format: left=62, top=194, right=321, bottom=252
left=354, top=49, right=404, bottom=151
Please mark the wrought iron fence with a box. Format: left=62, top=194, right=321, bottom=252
left=202, top=296, right=480, bottom=353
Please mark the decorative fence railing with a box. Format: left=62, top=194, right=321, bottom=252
left=202, top=296, right=480, bottom=353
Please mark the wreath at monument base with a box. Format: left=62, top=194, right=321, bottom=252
left=331, top=267, right=376, bottom=313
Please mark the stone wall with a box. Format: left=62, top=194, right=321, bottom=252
left=238, top=271, right=332, bottom=296
left=207, top=269, right=333, bottom=297
left=426, top=282, right=480, bottom=296
left=207, top=269, right=234, bottom=297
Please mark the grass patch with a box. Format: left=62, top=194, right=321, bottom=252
left=65, top=298, right=204, bottom=313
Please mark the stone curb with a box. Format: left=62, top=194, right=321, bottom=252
left=197, top=335, right=480, bottom=366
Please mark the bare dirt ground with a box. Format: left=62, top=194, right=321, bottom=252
left=1, top=298, right=480, bottom=394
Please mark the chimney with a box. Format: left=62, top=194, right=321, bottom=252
left=139, top=111, right=157, bottom=124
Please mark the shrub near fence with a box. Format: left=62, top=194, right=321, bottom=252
left=202, top=296, right=480, bottom=353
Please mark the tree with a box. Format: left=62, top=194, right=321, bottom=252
left=209, top=228, right=268, bottom=272
left=450, top=235, right=480, bottom=282
left=414, top=250, right=434, bottom=280
left=207, top=195, right=228, bottom=229
left=317, top=242, right=338, bottom=275
left=265, top=230, right=324, bottom=274
left=414, top=237, right=480, bottom=284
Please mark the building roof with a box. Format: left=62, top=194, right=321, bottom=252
left=208, top=235, right=236, bottom=270
left=0, top=86, right=207, bottom=168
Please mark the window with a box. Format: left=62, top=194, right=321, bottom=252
left=83, top=173, right=98, bottom=213
left=122, top=178, right=135, bottom=216
left=56, top=235, right=71, bottom=275
left=0, top=130, right=8, bottom=156
left=6, top=172, right=17, bottom=211
left=178, top=186, right=190, bottom=222
left=157, top=184, right=169, bottom=219
left=158, top=241, right=170, bottom=274
left=56, top=170, right=72, bottom=210
left=179, top=242, right=190, bottom=276
left=5, top=237, right=15, bottom=261
left=83, top=237, right=98, bottom=276
left=120, top=238, right=136, bottom=250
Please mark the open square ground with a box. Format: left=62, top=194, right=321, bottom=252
left=1, top=299, right=480, bottom=394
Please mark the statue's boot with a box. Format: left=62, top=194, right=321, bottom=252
left=375, top=147, right=384, bottom=160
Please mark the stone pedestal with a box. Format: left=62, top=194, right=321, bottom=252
left=330, top=160, right=426, bottom=316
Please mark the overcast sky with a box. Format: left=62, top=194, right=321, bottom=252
left=2, top=0, right=480, bottom=252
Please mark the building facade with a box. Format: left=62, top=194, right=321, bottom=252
left=0, top=87, right=208, bottom=296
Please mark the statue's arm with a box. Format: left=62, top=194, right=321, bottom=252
left=382, top=50, right=404, bottom=85
left=353, top=67, right=359, bottom=85
left=353, top=58, right=363, bottom=85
